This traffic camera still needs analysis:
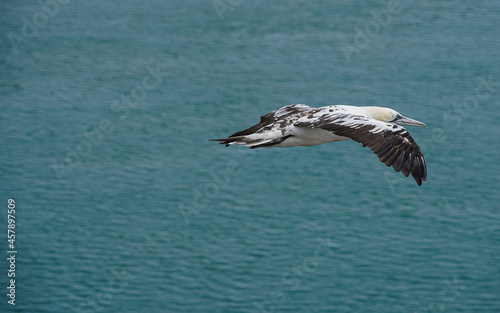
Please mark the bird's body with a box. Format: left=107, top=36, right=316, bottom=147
left=248, top=105, right=362, bottom=147
left=210, top=104, right=428, bottom=185
left=273, top=127, right=348, bottom=147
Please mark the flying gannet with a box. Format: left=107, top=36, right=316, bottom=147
left=209, top=104, right=428, bottom=185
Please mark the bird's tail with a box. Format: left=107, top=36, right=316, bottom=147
left=209, top=134, right=292, bottom=149
left=208, top=136, right=272, bottom=148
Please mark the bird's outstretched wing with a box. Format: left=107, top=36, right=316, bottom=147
left=295, top=113, right=427, bottom=185
left=229, top=104, right=314, bottom=137
left=209, top=104, right=314, bottom=146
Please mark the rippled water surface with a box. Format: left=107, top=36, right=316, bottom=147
left=1, top=0, right=499, bottom=312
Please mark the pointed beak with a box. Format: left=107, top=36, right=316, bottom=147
left=397, top=116, right=427, bottom=127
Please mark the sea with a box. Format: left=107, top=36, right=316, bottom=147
left=1, top=0, right=499, bottom=312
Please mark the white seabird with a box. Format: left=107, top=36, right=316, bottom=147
left=210, top=104, right=428, bottom=185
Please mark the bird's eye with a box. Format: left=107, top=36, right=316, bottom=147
left=391, top=114, right=402, bottom=122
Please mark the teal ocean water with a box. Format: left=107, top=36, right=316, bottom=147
left=1, top=1, right=499, bottom=312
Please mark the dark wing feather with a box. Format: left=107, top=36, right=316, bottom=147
left=295, top=113, right=427, bottom=185
left=229, top=104, right=313, bottom=137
